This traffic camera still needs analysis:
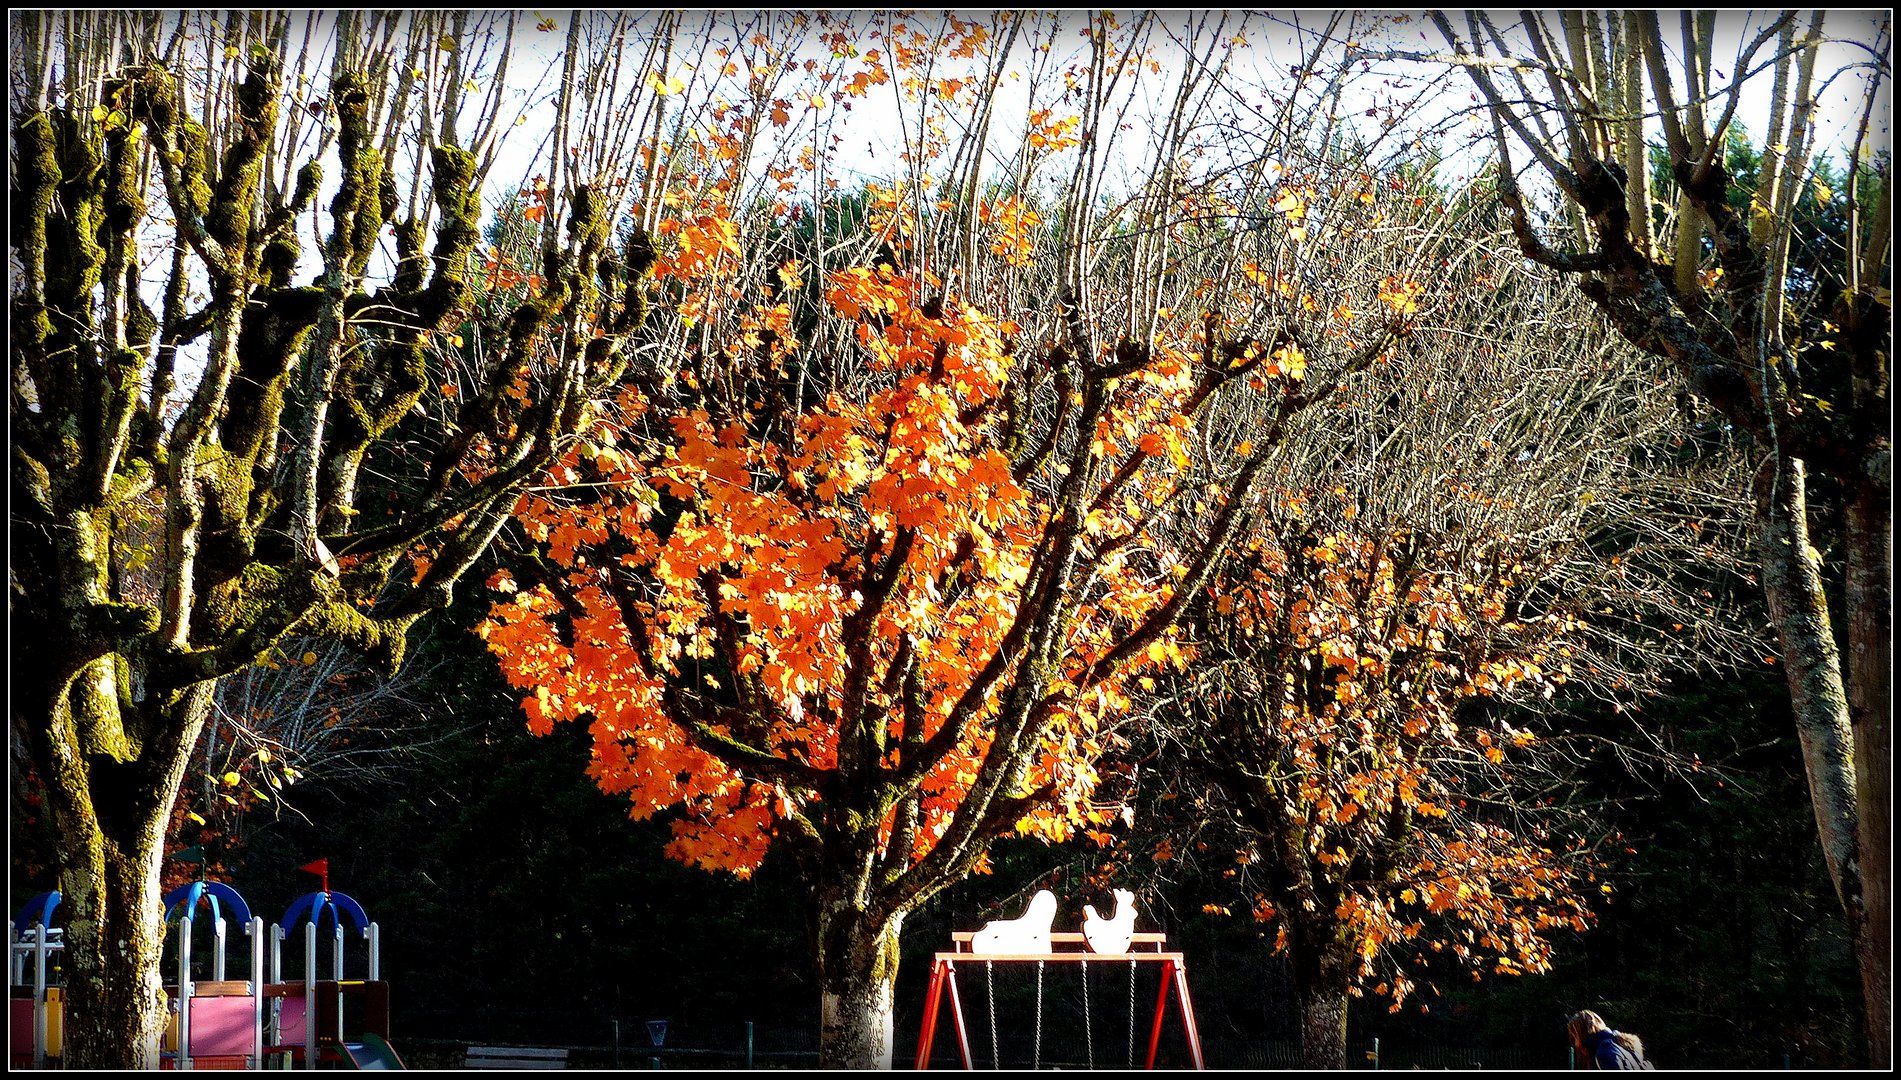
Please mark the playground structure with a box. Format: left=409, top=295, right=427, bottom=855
left=163, top=879, right=266, bottom=1068
left=914, top=893, right=1206, bottom=1070
left=7, top=866, right=400, bottom=1070
left=266, top=878, right=396, bottom=1069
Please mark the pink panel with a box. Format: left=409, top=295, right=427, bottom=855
left=10, top=998, right=34, bottom=1055
left=275, top=998, right=306, bottom=1045
left=187, top=996, right=256, bottom=1057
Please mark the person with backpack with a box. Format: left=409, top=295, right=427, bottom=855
left=1612, top=1030, right=1658, bottom=1069
left=1567, top=1010, right=1655, bottom=1069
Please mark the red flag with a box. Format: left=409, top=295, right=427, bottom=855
left=298, top=858, right=330, bottom=892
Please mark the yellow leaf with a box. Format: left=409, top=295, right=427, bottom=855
left=302, top=650, right=318, bottom=665
left=438, top=34, right=456, bottom=51
left=648, top=71, right=688, bottom=96
left=223, top=771, right=242, bottom=786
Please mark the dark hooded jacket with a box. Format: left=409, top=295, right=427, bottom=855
left=1583, top=1029, right=1646, bottom=1070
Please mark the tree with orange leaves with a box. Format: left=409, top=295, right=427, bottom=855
left=1187, top=516, right=1602, bottom=1069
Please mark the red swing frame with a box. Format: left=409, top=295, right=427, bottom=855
left=911, top=931, right=1205, bottom=1070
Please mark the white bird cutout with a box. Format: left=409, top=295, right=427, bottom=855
left=1083, top=888, right=1138, bottom=954
left=969, top=889, right=1058, bottom=954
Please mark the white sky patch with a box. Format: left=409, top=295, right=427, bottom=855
left=70, top=10, right=1891, bottom=420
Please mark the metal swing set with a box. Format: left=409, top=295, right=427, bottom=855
left=912, top=930, right=1206, bottom=1070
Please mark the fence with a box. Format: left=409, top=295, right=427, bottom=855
left=1205, top=1038, right=1557, bottom=1070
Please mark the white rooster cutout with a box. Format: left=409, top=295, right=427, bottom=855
left=970, top=889, right=1058, bottom=954
left=1083, top=888, right=1138, bottom=954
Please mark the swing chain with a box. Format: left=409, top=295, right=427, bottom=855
left=986, top=960, right=1000, bottom=1069
left=1082, top=959, right=1093, bottom=1071
left=1127, top=958, right=1137, bottom=1067
left=1033, top=960, right=1043, bottom=1070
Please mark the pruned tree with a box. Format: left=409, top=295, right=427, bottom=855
left=474, top=11, right=1480, bottom=1067
left=1391, top=11, right=1891, bottom=1062
left=7, top=11, right=666, bottom=1066
left=1167, top=207, right=1762, bottom=1066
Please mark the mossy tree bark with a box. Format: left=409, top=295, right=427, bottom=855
left=813, top=896, right=905, bottom=1069
left=9, top=13, right=650, bottom=1067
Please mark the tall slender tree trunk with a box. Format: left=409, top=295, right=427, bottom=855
left=815, top=896, right=905, bottom=1069
left=1753, top=456, right=1874, bottom=1058
left=1845, top=471, right=1892, bottom=1068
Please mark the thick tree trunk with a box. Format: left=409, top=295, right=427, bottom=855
left=54, top=802, right=173, bottom=1069
left=1845, top=467, right=1891, bottom=1068
left=815, top=898, right=904, bottom=1069
left=21, top=658, right=211, bottom=1069
left=1288, top=925, right=1353, bottom=1069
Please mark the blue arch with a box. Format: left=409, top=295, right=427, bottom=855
left=162, top=881, right=254, bottom=927
left=279, top=891, right=370, bottom=936
left=13, top=892, right=60, bottom=936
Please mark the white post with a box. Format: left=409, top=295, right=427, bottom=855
left=303, top=922, right=317, bottom=1070
left=368, top=922, right=380, bottom=982
left=332, top=922, right=346, bottom=1048
left=250, top=917, right=265, bottom=1069
left=178, top=914, right=193, bottom=1070
left=32, top=927, right=49, bottom=1070
left=268, top=923, right=284, bottom=1067
left=213, top=917, right=227, bottom=982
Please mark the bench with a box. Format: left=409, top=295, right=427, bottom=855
left=465, top=1045, right=569, bottom=1069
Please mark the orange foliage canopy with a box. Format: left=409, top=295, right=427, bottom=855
left=1197, top=511, right=1597, bottom=1009
left=482, top=260, right=1209, bottom=878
